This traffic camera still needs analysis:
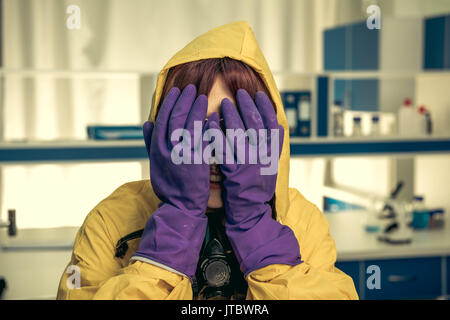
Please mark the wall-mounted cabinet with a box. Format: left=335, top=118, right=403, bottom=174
left=324, top=18, right=423, bottom=72
left=323, top=22, right=379, bottom=70
left=325, top=14, right=450, bottom=72
left=424, top=14, right=450, bottom=70
left=324, top=25, right=349, bottom=71
left=324, top=18, right=422, bottom=113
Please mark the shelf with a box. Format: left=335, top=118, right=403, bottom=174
left=290, top=136, right=450, bottom=157
left=0, top=68, right=157, bottom=78
left=276, top=71, right=420, bottom=79
left=0, top=140, right=147, bottom=164
left=2, top=68, right=448, bottom=79
left=0, top=136, right=449, bottom=163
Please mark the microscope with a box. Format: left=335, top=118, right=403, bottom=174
left=376, top=182, right=413, bottom=245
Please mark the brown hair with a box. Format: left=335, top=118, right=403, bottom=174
left=157, top=57, right=276, bottom=113
left=157, top=57, right=277, bottom=219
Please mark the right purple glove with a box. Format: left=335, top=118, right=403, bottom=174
left=209, top=89, right=302, bottom=277
left=132, top=84, right=213, bottom=281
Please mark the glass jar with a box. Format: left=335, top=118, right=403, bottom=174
left=352, top=116, right=362, bottom=137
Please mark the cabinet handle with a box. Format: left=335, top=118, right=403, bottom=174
left=388, top=274, right=418, bottom=283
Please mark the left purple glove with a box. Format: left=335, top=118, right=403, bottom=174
left=209, top=89, right=302, bottom=277
left=132, top=84, right=214, bottom=281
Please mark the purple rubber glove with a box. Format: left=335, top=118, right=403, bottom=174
left=210, top=89, right=302, bottom=277
left=132, top=84, right=213, bottom=281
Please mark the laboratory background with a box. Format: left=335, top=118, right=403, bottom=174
left=1, top=0, right=450, bottom=300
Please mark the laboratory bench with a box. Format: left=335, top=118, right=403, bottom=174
left=0, top=211, right=449, bottom=299
left=327, top=211, right=450, bottom=300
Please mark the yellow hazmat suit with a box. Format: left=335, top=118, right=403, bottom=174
left=57, top=21, right=358, bottom=300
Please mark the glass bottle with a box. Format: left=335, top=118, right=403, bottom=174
left=371, top=115, right=380, bottom=136
left=411, top=195, right=429, bottom=229
left=333, top=100, right=344, bottom=137
left=352, top=116, right=362, bottom=137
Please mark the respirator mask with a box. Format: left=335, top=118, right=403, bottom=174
left=192, top=214, right=247, bottom=300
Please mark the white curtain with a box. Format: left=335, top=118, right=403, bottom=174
left=4, top=0, right=327, bottom=73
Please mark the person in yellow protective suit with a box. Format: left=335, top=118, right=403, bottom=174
left=56, top=21, right=358, bottom=300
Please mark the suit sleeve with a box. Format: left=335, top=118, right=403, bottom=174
left=245, top=190, right=359, bottom=300
left=56, top=209, right=193, bottom=300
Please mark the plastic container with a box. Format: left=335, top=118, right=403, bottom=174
left=411, top=196, right=429, bottom=229
left=412, top=211, right=430, bottom=229
left=397, top=98, right=416, bottom=136
left=429, top=209, right=445, bottom=229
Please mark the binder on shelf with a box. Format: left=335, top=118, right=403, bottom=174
left=281, top=90, right=311, bottom=138
left=87, top=125, right=144, bottom=140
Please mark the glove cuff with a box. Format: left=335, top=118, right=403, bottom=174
left=133, top=203, right=207, bottom=281
left=226, top=210, right=302, bottom=276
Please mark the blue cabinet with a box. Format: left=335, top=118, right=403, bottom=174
left=447, top=256, right=450, bottom=296
left=364, top=257, right=441, bottom=300
left=324, top=21, right=379, bottom=71
left=324, top=21, right=380, bottom=112
left=424, top=15, right=450, bottom=70
left=326, top=15, right=450, bottom=71
left=447, top=15, right=450, bottom=68
left=337, top=256, right=445, bottom=299
left=349, top=22, right=379, bottom=70
left=324, top=26, right=348, bottom=70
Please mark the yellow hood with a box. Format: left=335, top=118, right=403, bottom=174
left=57, top=21, right=359, bottom=299
left=148, top=21, right=291, bottom=222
